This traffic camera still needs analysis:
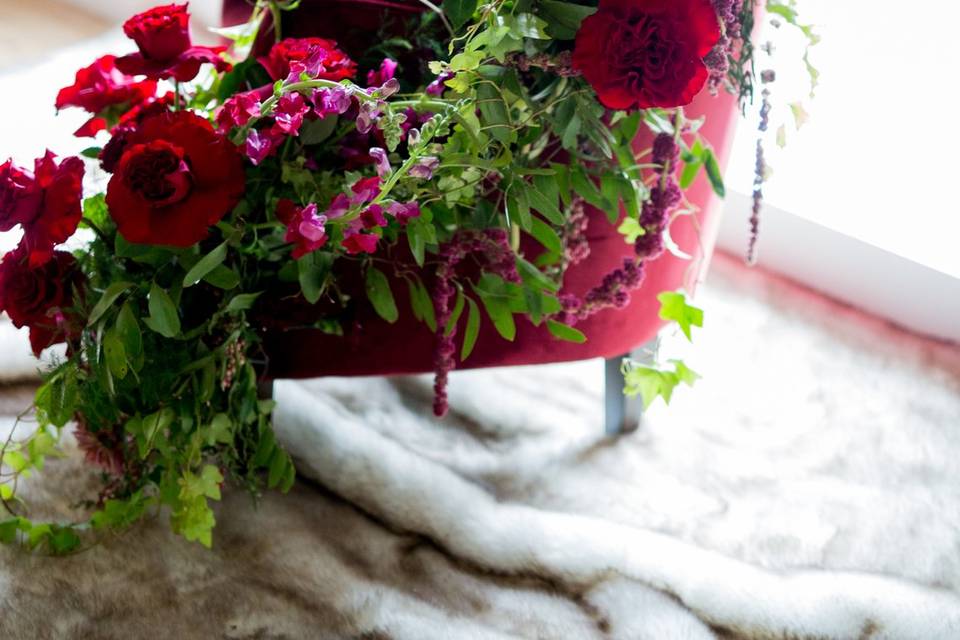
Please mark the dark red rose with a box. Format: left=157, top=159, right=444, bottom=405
left=105, top=110, right=245, bottom=247
left=115, top=4, right=230, bottom=82
left=55, top=55, right=158, bottom=138
left=258, top=37, right=356, bottom=82
left=99, top=92, right=176, bottom=173
left=0, top=152, right=84, bottom=268
left=573, top=0, right=721, bottom=110
left=0, top=246, right=83, bottom=356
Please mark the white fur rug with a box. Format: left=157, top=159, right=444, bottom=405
left=2, top=255, right=959, bottom=639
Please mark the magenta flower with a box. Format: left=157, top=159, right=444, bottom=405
left=273, top=92, right=310, bottom=136
left=311, top=86, right=351, bottom=118
left=359, top=204, right=387, bottom=229
left=216, top=90, right=261, bottom=131
left=366, top=58, right=398, bottom=87
left=426, top=72, right=453, bottom=96
left=276, top=199, right=328, bottom=259
left=386, top=201, right=420, bottom=225
left=342, top=229, right=378, bottom=254
left=245, top=128, right=281, bottom=166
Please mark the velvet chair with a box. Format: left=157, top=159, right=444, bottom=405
left=223, top=0, right=742, bottom=433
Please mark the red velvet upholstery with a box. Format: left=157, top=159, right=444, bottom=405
left=221, top=0, right=741, bottom=379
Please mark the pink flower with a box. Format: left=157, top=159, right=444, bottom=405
left=342, top=229, right=378, bottom=255
left=216, top=90, right=262, bottom=131
left=276, top=199, right=328, bottom=259
left=311, top=86, right=351, bottom=118
left=359, top=204, right=387, bottom=229
left=272, top=92, right=310, bottom=136
left=245, top=128, right=282, bottom=166
left=386, top=201, right=420, bottom=225
left=366, top=58, right=398, bottom=87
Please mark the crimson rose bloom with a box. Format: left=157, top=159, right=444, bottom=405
left=259, top=37, right=356, bottom=82
left=105, top=111, right=245, bottom=247
left=55, top=55, right=158, bottom=137
left=573, top=0, right=721, bottom=110
left=0, top=152, right=84, bottom=267
left=0, top=246, right=83, bottom=356
left=115, top=4, right=230, bottom=82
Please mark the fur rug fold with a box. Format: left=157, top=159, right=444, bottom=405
left=1, top=257, right=959, bottom=639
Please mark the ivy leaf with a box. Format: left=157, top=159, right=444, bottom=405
left=182, top=242, right=227, bottom=287
left=444, top=0, right=478, bottom=31
left=617, top=217, right=645, bottom=244
left=365, top=267, right=399, bottom=323
left=622, top=359, right=699, bottom=409
left=657, top=291, right=704, bottom=341
left=144, top=283, right=181, bottom=338
left=48, top=526, right=81, bottom=555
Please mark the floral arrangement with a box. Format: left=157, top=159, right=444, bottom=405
left=0, top=0, right=814, bottom=551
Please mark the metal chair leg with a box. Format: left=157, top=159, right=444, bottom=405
left=604, top=355, right=640, bottom=435
left=604, top=339, right=657, bottom=435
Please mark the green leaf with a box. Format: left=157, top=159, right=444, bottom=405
left=476, top=83, right=512, bottom=144
left=444, top=0, right=478, bottom=31
left=702, top=149, right=725, bottom=198
left=144, top=283, right=181, bottom=338
left=501, top=13, right=550, bottom=39
left=406, top=278, right=437, bottom=333
left=0, top=484, right=12, bottom=501
left=267, top=450, right=289, bottom=489
left=622, top=359, right=699, bottom=409
left=527, top=174, right=564, bottom=224
left=516, top=257, right=559, bottom=293
left=251, top=427, right=276, bottom=468
left=102, top=329, right=128, bottom=381
left=617, top=217, right=645, bottom=244
left=444, top=288, right=465, bottom=337
left=365, top=267, right=399, bottom=324
left=297, top=252, right=333, bottom=304
left=182, top=242, right=227, bottom=287
left=460, top=297, right=481, bottom=361
left=475, top=287, right=516, bottom=342
left=538, top=0, right=597, bottom=39
left=657, top=291, right=704, bottom=341
left=529, top=217, right=563, bottom=255
left=407, top=219, right=427, bottom=266
left=546, top=319, right=587, bottom=344
left=87, top=282, right=134, bottom=326
left=115, top=302, right=143, bottom=360
left=571, top=167, right=610, bottom=212
left=299, top=115, right=338, bottom=145
left=226, top=292, right=262, bottom=313
left=0, top=518, right=20, bottom=544
left=203, top=264, right=241, bottom=290
left=80, top=146, right=102, bottom=160
left=48, top=526, right=81, bottom=555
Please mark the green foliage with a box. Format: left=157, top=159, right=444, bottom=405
left=365, top=267, right=399, bottom=324
left=622, top=359, right=700, bottom=409
left=657, top=291, right=704, bottom=342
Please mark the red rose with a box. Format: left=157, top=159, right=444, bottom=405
left=55, top=55, right=158, bottom=137
left=0, top=246, right=83, bottom=356
left=0, top=152, right=84, bottom=268
left=259, top=37, right=356, bottom=82
left=105, top=111, right=245, bottom=247
left=573, top=0, right=721, bottom=110
left=115, top=4, right=230, bottom=82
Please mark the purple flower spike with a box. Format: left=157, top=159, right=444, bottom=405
left=409, top=156, right=439, bottom=180
left=369, top=147, right=391, bottom=178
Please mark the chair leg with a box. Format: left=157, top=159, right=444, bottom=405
left=604, top=339, right=657, bottom=435
left=257, top=379, right=274, bottom=401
